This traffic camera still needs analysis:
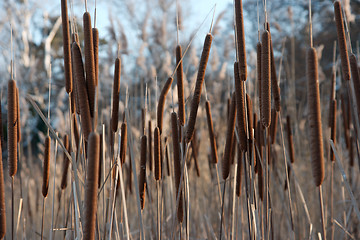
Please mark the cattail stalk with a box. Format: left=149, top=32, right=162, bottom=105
left=261, top=31, right=271, bottom=127
left=334, top=1, right=351, bottom=81
left=111, top=58, right=121, bottom=133
left=171, top=112, right=183, bottom=223
left=83, top=132, right=100, bottom=240
left=176, top=45, right=185, bottom=126
left=61, top=0, right=72, bottom=94
left=139, top=135, right=147, bottom=210
left=222, top=94, right=237, bottom=180
left=41, top=136, right=51, bottom=240
left=83, top=12, right=96, bottom=117
left=307, top=47, right=325, bottom=186
left=185, top=33, right=213, bottom=143
left=234, top=62, right=247, bottom=152
left=72, top=42, right=93, bottom=140
left=205, top=100, right=218, bottom=164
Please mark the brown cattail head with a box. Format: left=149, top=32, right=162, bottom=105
left=0, top=140, right=6, bottom=239
left=61, top=0, right=72, bottom=94
left=83, top=12, right=96, bottom=117
left=8, top=79, right=17, bottom=177
left=60, top=134, right=70, bottom=190
left=171, top=112, right=183, bottom=223
left=120, top=122, right=127, bottom=165
left=111, top=58, right=121, bottom=133
left=236, top=144, right=243, bottom=197
left=71, top=33, right=81, bottom=115
left=148, top=120, right=153, bottom=172
left=185, top=33, right=213, bottom=143
left=93, top=27, right=99, bottom=86
left=257, top=42, right=262, bottom=115
left=139, top=135, right=147, bottom=210
left=157, top=77, right=173, bottom=133
left=222, top=93, right=237, bottom=180
left=235, top=0, right=247, bottom=81
left=286, top=115, right=295, bottom=163
left=307, top=47, right=325, bottom=186
left=334, top=1, right=351, bottom=81
left=42, top=136, right=51, bottom=198
left=270, top=109, right=278, bottom=144
left=83, top=132, right=100, bottom=240
left=261, top=31, right=271, bottom=127
left=234, top=62, right=247, bottom=152
left=72, top=42, right=93, bottom=141
left=349, top=54, right=360, bottom=120
left=16, top=87, right=21, bottom=143
left=154, top=127, right=161, bottom=181
left=176, top=45, right=185, bottom=126
left=205, top=100, right=218, bottom=164
left=329, top=100, right=337, bottom=162
left=266, top=23, right=281, bottom=112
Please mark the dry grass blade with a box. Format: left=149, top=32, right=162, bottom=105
left=157, top=77, right=173, bottom=133
left=72, top=42, right=93, bottom=141
left=42, top=136, right=51, bottom=198
left=185, top=33, right=213, bottom=143
left=61, top=0, right=72, bottom=94
left=139, top=135, right=147, bottom=210
left=8, top=79, right=17, bottom=177
left=111, top=58, right=121, bottom=133
left=235, top=0, right=247, bottom=80
left=83, top=132, right=100, bottom=240
left=222, top=93, right=236, bottom=180
left=234, top=62, right=247, bottom=152
left=83, top=12, right=96, bottom=117
left=176, top=45, right=185, bottom=126
left=205, top=100, right=218, bottom=164
left=261, top=31, right=271, bottom=127
left=307, top=47, right=324, bottom=186
left=334, top=1, right=351, bottom=81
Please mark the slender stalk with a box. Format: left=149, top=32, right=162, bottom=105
left=41, top=197, right=46, bottom=240
left=12, top=176, right=14, bottom=240
left=219, top=181, right=227, bottom=240
left=319, top=185, right=326, bottom=240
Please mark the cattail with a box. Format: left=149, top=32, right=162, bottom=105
left=60, top=134, right=70, bottom=190
left=340, top=94, right=350, bottom=149
left=111, top=58, right=121, bottom=133
left=222, top=94, right=237, bottom=180
left=141, top=108, right=145, bottom=133
left=120, top=122, right=127, bottom=165
left=234, top=62, right=247, bottom=152
left=185, top=33, right=213, bottom=143
left=307, top=47, right=325, bottom=186
left=334, top=1, right=351, bottom=81
left=42, top=136, right=51, bottom=198
left=139, top=135, right=147, bottom=210
left=235, top=0, right=247, bottom=80
left=350, top=54, right=360, bottom=119
left=8, top=79, right=17, bottom=177
left=148, top=120, right=153, bottom=172
left=16, top=87, right=21, bottom=143
left=270, top=109, right=278, bottom=144
left=83, top=132, right=100, bottom=240
left=236, top=144, right=242, bottom=197
left=83, top=12, right=96, bottom=117
left=157, top=77, right=173, bottom=132
left=176, top=45, right=185, bottom=126
left=171, top=112, right=183, bottom=223
left=329, top=100, right=337, bottom=162
left=71, top=33, right=81, bottom=115
left=257, top=42, right=262, bottom=114
left=61, top=0, right=72, bottom=93
left=205, top=100, right=218, bottom=164
left=93, top=27, right=99, bottom=86
left=261, top=31, right=271, bottom=128
left=253, top=113, right=258, bottom=169
left=72, top=42, right=93, bottom=141
left=191, top=137, right=201, bottom=177
left=286, top=115, right=295, bottom=163
left=266, top=23, right=281, bottom=111
left=0, top=140, right=6, bottom=239
left=154, top=127, right=161, bottom=180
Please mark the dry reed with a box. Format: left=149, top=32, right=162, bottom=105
left=185, top=33, right=213, bottom=143
left=307, top=47, right=324, bottom=186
